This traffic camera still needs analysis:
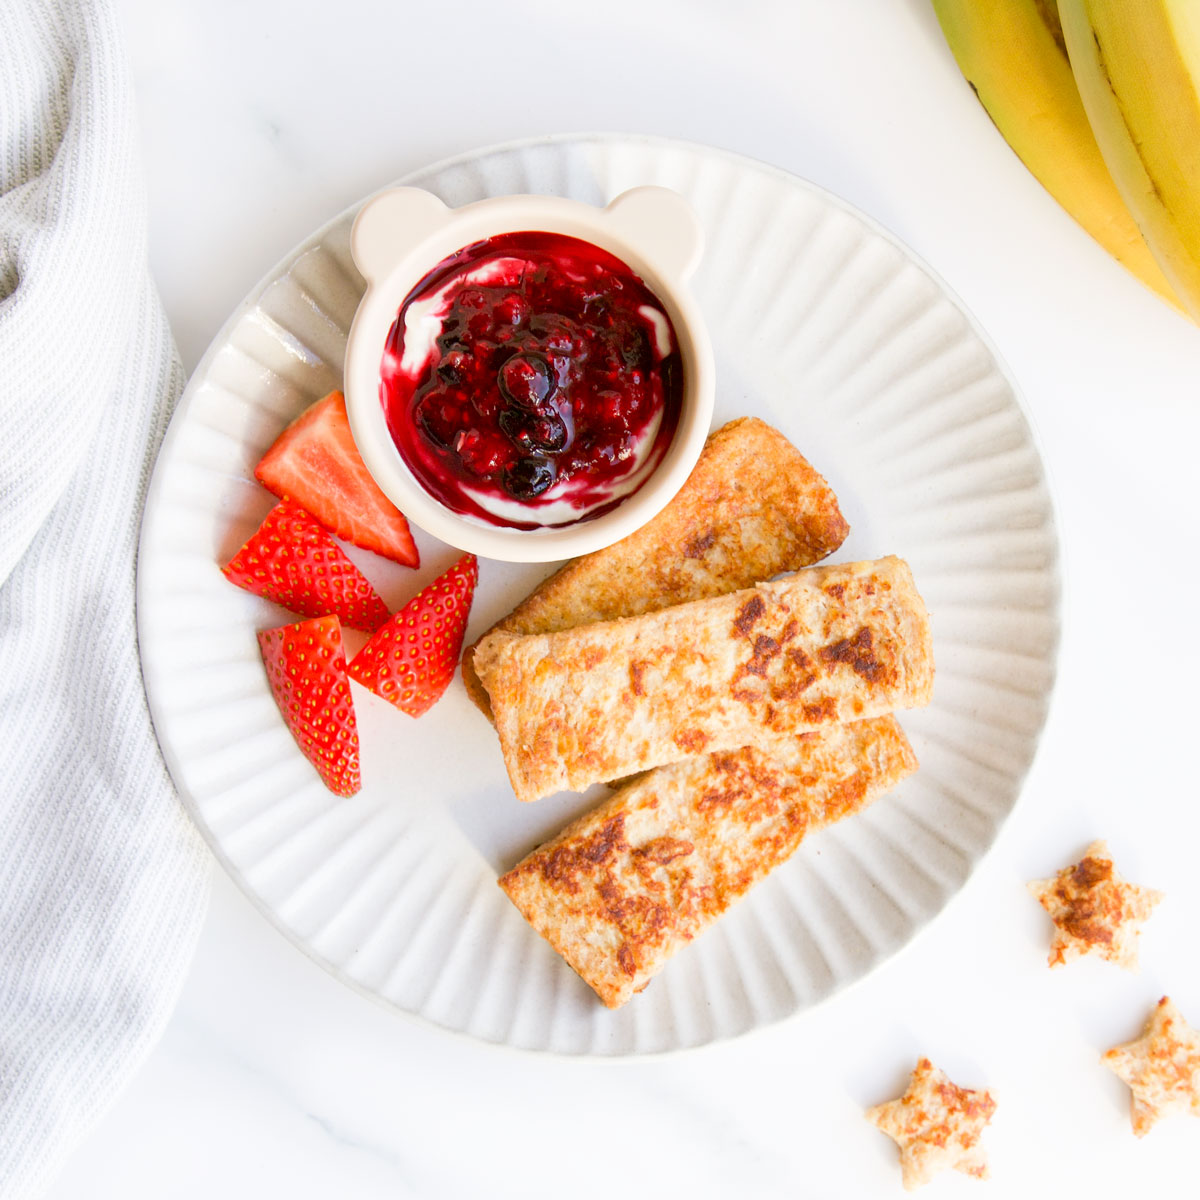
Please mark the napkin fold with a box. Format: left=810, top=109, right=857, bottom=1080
left=0, top=1, right=210, bottom=1195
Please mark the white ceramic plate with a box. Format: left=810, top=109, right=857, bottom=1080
left=138, top=134, right=1060, bottom=1056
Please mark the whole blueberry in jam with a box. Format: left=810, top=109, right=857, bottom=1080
left=379, top=232, right=682, bottom=530
left=499, top=354, right=556, bottom=409
left=504, top=455, right=557, bottom=500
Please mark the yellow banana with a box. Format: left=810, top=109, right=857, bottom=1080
left=1059, top=0, right=1200, bottom=322
left=932, top=0, right=1182, bottom=313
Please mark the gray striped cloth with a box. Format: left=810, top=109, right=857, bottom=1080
left=0, top=1, right=211, bottom=1194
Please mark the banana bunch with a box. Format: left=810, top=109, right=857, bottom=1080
left=933, top=0, right=1200, bottom=323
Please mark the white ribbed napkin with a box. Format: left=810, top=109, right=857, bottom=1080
left=0, top=1, right=211, bottom=1195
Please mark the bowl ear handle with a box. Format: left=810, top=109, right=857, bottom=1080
left=351, top=188, right=452, bottom=283
left=603, top=186, right=704, bottom=281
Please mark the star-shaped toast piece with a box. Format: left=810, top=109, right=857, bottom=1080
left=1104, top=996, right=1200, bottom=1137
left=1028, top=839, right=1162, bottom=969
left=866, top=1057, right=997, bottom=1190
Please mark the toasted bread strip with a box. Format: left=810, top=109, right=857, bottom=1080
left=462, top=417, right=849, bottom=715
left=474, top=555, right=933, bottom=803
left=499, top=715, right=917, bottom=1008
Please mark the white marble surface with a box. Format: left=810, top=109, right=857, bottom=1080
left=46, top=0, right=1200, bottom=1195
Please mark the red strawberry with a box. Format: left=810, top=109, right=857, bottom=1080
left=222, top=501, right=390, bottom=632
left=254, top=390, right=420, bottom=568
left=258, top=615, right=361, bottom=797
left=347, top=554, right=478, bottom=716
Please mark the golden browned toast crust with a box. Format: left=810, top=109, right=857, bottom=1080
left=499, top=715, right=918, bottom=1008
left=474, top=556, right=933, bottom=803
left=462, top=417, right=849, bottom=714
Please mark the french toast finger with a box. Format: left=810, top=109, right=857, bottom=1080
left=499, top=715, right=918, bottom=1008
left=474, top=556, right=933, bottom=804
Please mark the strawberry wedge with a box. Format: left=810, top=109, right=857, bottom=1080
left=258, top=615, right=361, bottom=796
left=255, top=390, right=420, bottom=568
left=348, top=554, right=478, bottom=716
left=222, top=501, right=390, bottom=632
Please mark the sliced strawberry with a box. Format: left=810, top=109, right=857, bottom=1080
left=348, top=554, right=478, bottom=716
left=258, top=615, right=361, bottom=796
left=254, top=390, right=420, bottom=568
left=222, top=501, right=390, bottom=632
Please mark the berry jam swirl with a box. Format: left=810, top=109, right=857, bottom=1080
left=379, top=231, right=682, bottom=529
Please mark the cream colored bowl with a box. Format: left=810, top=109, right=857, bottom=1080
left=342, top=185, right=714, bottom=562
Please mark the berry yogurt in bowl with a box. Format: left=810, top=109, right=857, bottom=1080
left=343, top=186, right=714, bottom=563
left=382, top=231, right=683, bottom=530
